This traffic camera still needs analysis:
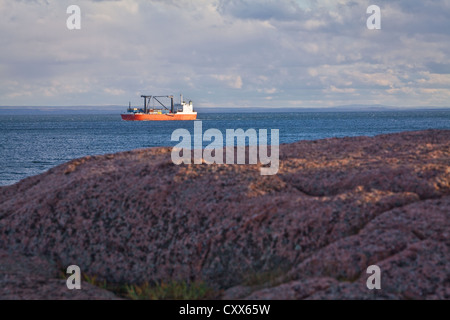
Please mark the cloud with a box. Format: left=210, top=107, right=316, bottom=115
left=104, top=88, right=126, bottom=95
left=217, top=0, right=302, bottom=21
left=427, top=62, right=450, bottom=75
left=211, top=74, right=243, bottom=89
left=0, top=0, right=449, bottom=108
left=326, top=85, right=356, bottom=94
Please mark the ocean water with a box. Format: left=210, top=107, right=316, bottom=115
left=0, top=110, right=449, bottom=186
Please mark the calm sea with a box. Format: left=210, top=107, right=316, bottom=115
left=1, top=110, right=449, bottom=186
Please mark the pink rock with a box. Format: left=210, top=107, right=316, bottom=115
left=0, top=130, right=448, bottom=299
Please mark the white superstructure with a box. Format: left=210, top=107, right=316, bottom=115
left=175, top=94, right=197, bottom=115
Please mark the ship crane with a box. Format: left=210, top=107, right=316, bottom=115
left=140, top=95, right=175, bottom=113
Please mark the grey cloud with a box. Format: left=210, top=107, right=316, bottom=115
left=427, top=62, right=450, bottom=74
left=1, top=0, right=450, bottom=107
left=217, top=0, right=303, bottom=21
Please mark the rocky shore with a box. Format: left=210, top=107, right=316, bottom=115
left=0, top=129, right=448, bottom=299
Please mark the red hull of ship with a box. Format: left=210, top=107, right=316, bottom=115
left=121, top=113, right=197, bottom=121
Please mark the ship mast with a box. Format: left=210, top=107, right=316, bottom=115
left=140, top=95, right=152, bottom=114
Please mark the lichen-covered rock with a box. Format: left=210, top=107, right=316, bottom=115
left=0, top=250, right=119, bottom=299
left=0, top=130, right=448, bottom=299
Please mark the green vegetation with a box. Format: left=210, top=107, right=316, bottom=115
left=126, top=280, right=214, bottom=300
left=83, top=273, right=108, bottom=290
left=60, top=265, right=216, bottom=299
left=243, top=268, right=286, bottom=288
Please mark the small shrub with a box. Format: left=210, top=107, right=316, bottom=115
left=83, top=274, right=108, bottom=289
left=126, top=280, right=214, bottom=300
left=243, top=269, right=285, bottom=287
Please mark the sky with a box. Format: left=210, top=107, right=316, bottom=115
left=1, top=0, right=450, bottom=109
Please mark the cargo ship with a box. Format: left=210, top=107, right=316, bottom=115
left=121, top=94, right=197, bottom=121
